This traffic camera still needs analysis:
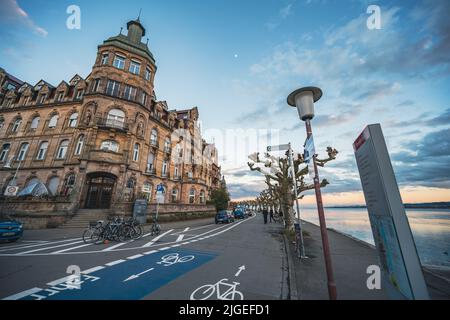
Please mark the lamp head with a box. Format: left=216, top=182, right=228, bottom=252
left=287, top=86, right=322, bottom=121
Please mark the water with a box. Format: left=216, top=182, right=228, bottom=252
left=299, top=208, right=450, bottom=268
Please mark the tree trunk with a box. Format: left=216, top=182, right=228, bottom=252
left=280, top=191, right=295, bottom=231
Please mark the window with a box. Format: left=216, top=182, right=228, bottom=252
left=106, top=108, right=125, bottom=128
left=150, top=129, right=158, bottom=146
left=36, top=141, right=48, bottom=160
left=39, top=94, right=47, bottom=104
left=141, top=92, right=147, bottom=105
left=56, top=140, right=69, bottom=159
left=142, top=182, right=152, bottom=202
left=200, top=190, right=206, bottom=204
left=5, top=98, right=12, bottom=107
left=0, top=119, right=3, bottom=129
left=133, top=143, right=139, bottom=161
left=0, top=143, right=11, bottom=162
left=171, top=188, right=178, bottom=203
left=48, top=114, right=59, bottom=128
left=69, top=113, right=78, bottom=127
left=164, top=138, right=171, bottom=152
left=75, top=90, right=84, bottom=100
left=47, top=177, right=60, bottom=196
left=74, top=135, right=84, bottom=155
left=126, top=178, right=136, bottom=189
left=162, top=160, right=168, bottom=177
left=62, top=174, right=76, bottom=196
left=100, top=140, right=119, bottom=152
left=30, top=116, right=40, bottom=130
left=56, top=91, right=64, bottom=102
left=23, top=96, right=30, bottom=106
left=101, top=52, right=109, bottom=65
left=113, top=54, right=125, bottom=69
left=146, top=152, right=154, bottom=172
left=145, top=67, right=152, bottom=81
left=174, top=165, right=180, bottom=179
left=12, top=118, right=22, bottom=133
left=129, top=60, right=141, bottom=75
left=123, top=85, right=137, bottom=101
left=106, top=80, right=120, bottom=97
left=189, top=189, right=196, bottom=204
left=92, top=79, right=101, bottom=92
left=17, top=143, right=29, bottom=161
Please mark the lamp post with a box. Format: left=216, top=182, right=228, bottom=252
left=287, top=86, right=337, bottom=300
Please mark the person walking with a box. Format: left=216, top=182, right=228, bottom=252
left=262, top=208, right=268, bottom=224
left=269, top=208, right=274, bottom=223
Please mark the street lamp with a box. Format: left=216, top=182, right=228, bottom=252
left=287, top=86, right=337, bottom=300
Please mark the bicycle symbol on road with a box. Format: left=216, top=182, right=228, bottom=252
left=190, top=278, right=244, bottom=300
left=157, top=253, right=195, bottom=267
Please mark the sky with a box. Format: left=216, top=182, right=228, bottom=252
left=0, top=0, right=449, bottom=205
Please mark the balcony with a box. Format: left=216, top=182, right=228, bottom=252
left=96, top=117, right=129, bottom=132
left=145, top=164, right=156, bottom=175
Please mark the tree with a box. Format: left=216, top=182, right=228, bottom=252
left=208, top=185, right=230, bottom=212
left=248, top=147, right=338, bottom=231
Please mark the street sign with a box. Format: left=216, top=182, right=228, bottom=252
left=354, top=124, right=429, bottom=300
left=156, top=184, right=165, bottom=193
left=156, top=183, right=165, bottom=204
left=267, top=144, right=290, bottom=152
left=4, top=185, right=19, bottom=197
left=303, top=135, right=315, bottom=163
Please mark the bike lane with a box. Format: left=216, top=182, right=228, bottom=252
left=17, top=248, right=217, bottom=300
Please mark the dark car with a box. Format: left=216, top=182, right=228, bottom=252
left=0, top=215, right=24, bottom=242
left=233, top=207, right=246, bottom=219
left=215, top=210, right=234, bottom=224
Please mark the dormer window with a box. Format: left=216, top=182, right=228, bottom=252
left=101, top=52, right=109, bottom=65
left=129, top=60, right=141, bottom=75
left=39, top=94, right=47, bottom=104
left=113, top=54, right=125, bottom=69
left=56, top=91, right=64, bottom=102
left=145, top=67, right=152, bottom=81
left=5, top=98, right=12, bottom=108
left=75, top=89, right=84, bottom=100
left=23, top=96, right=30, bottom=106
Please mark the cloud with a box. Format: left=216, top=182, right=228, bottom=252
left=425, top=108, right=450, bottom=126
left=0, top=0, right=48, bottom=37
left=266, top=1, right=296, bottom=30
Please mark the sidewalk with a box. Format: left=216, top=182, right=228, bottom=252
left=286, top=221, right=450, bottom=300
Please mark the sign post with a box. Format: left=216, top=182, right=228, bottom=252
left=155, top=183, right=165, bottom=221
left=354, top=124, right=429, bottom=300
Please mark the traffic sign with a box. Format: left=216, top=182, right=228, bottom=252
left=267, top=144, right=290, bottom=152
left=156, top=184, right=165, bottom=193
left=4, top=186, right=19, bottom=197
left=303, top=135, right=315, bottom=163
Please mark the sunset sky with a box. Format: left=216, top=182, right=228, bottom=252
left=0, top=0, right=449, bottom=205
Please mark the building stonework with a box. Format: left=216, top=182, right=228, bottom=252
left=0, top=18, right=222, bottom=220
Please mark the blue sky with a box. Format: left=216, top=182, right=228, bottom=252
left=1, top=0, right=449, bottom=204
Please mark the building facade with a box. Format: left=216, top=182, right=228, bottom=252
left=0, top=18, right=221, bottom=214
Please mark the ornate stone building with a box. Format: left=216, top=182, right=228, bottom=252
left=0, top=18, right=222, bottom=217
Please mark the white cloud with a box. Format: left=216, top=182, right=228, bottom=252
left=0, top=0, right=48, bottom=37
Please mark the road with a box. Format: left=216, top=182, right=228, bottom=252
left=0, top=213, right=288, bottom=300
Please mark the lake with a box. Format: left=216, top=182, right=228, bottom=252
left=299, top=208, right=450, bottom=268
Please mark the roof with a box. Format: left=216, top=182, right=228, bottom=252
left=100, top=34, right=156, bottom=65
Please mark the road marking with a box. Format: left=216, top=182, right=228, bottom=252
left=16, top=240, right=84, bottom=255
left=2, top=287, right=43, bottom=300
left=47, top=276, right=71, bottom=286
left=235, top=265, right=246, bottom=277
left=142, top=229, right=173, bottom=248
left=171, top=244, right=181, bottom=247
left=105, top=259, right=126, bottom=266
left=127, top=254, right=143, bottom=260
left=51, top=243, right=94, bottom=254
left=82, top=266, right=104, bottom=274
left=143, top=249, right=158, bottom=255
left=102, top=240, right=133, bottom=251
left=176, top=234, right=185, bottom=242
left=123, top=267, right=154, bottom=282
left=159, top=247, right=170, bottom=251
left=0, top=238, right=80, bottom=252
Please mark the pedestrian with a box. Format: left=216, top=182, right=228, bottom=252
left=269, top=209, right=274, bottom=223
left=262, top=208, right=268, bottom=224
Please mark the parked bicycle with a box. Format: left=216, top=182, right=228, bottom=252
left=82, top=216, right=143, bottom=244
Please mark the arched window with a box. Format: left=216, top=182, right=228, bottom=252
left=171, top=188, right=178, bottom=203
left=69, top=113, right=78, bottom=127
left=164, top=137, right=171, bottom=152
left=25, top=177, right=40, bottom=188
left=36, top=141, right=48, bottom=160
left=150, top=128, right=158, bottom=146
left=56, top=140, right=69, bottom=159
left=200, top=190, right=206, bottom=204
left=189, top=188, right=196, bottom=204
left=133, top=143, right=140, bottom=161
left=162, top=160, right=168, bottom=177
left=100, top=140, right=119, bottom=152
left=62, top=173, right=76, bottom=196
left=126, top=177, right=136, bottom=189
left=30, top=116, right=40, bottom=129
left=47, top=176, right=60, bottom=196
left=74, top=135, right=84, bottom=155
left=146, top=152, right=155, bottom=173
left=142, top=182, right=152, bottom=202
left=48, top=114, right=59, bottom=128
left=0, top=143, right=11, bottom=162
left=106, top=108, right=125, bottom=128
left=17, top=142, right=29, bottom=161
left=11, top=118, right=22, bottom=133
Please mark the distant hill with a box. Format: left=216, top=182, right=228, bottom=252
left=327, top=202, right=450, bottom=209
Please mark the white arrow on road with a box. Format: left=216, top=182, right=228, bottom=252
left=235, top=265, right=246, bottom=277
left=123, top=268, right=154, bottom=282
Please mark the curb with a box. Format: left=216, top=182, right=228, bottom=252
left=282, top=234, right=299, bottom=300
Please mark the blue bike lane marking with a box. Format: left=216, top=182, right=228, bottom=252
left=20, top=248, right=217, bottom=300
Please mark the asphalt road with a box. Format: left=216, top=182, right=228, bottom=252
left=0, top=212, right=287, bottom=300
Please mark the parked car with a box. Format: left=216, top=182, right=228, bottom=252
left=215, top=210, right=234, bottom=224
left=233, top=207, right=246, bottom=219
left=0, top=215, right=24, bottom=242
